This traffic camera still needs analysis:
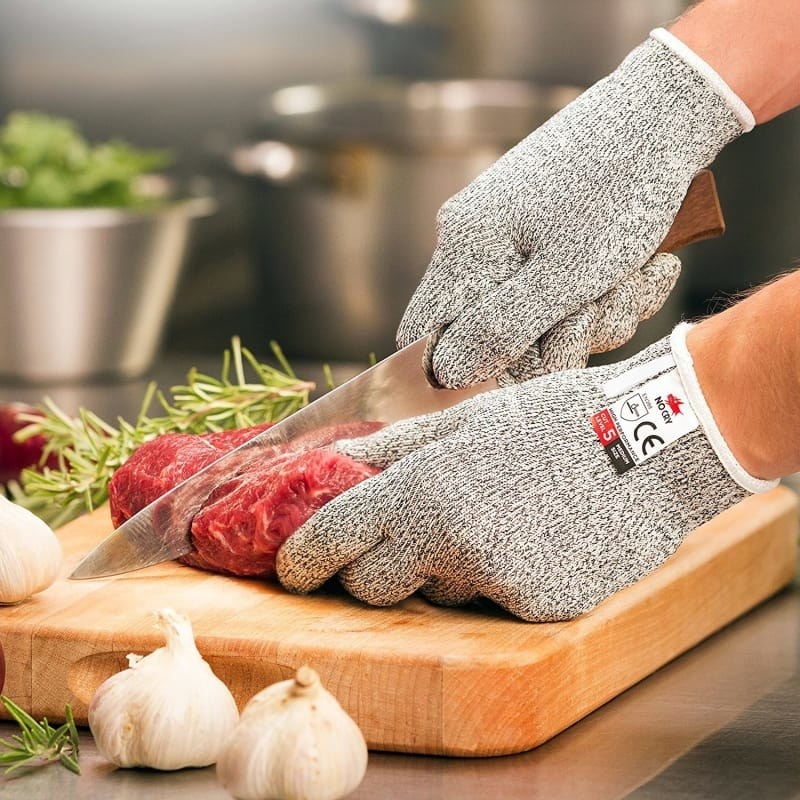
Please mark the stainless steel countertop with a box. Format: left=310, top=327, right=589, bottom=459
left=1, top=353, right=799, bottom=798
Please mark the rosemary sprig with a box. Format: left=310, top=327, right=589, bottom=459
left=9, top=337, right=314, bottom=526
left=0, top=696, right=80, bottom=775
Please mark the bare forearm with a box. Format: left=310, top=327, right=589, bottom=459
left=687, top=270, right=800, bottom=481
left=669, top=0, right=800, bottom=123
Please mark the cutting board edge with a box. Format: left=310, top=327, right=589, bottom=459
left=432, top=488, right=799, bottom=756
left=1, top=488, right=797, bottom=758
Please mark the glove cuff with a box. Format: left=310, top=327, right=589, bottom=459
left=650, top=28, right=755, bottom=132
left=670, top=322, right=777, bottom=493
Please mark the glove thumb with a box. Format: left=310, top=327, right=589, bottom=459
left=333, top=404, right=471, bottom=467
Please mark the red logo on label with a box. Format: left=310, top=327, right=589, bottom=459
left=591, top=409, right=619, bottom=444
left=665, top=394, right=684, bottom=416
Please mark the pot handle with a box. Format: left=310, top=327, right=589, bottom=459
left=230, top=141, right=364, bottom=191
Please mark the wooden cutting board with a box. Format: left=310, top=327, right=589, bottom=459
left=0, top=487, right=797, bottom=757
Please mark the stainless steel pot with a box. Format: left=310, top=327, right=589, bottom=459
left=232, top=78, right=580, bottom=361
left=338, top=0, right=692, bottom=84
left=0, top=197, right=214, bottom=384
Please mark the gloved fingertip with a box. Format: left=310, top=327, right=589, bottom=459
left=421, top=578, right=478, bottom=607
left=340, top=564, right=426, bottom=607
left=638, top=252, right=682, bottom=320
left=395, top=321, right=420, bottom=351
left=429, top=327, right=509, bottom=389
left=541, top=342, right=589, bottom=373
left=275, top=535, right=330, bottom=594
left=498, top=343, right=544, bottom=385
left=642, top=251, right=681, bottom=276
left=275, top=500, right=383, bottom=594
left=422, top=328, right=445, bottom=388
left=539, top=306, right=596, bottom=372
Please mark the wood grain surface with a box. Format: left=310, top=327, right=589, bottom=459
left=0, top=488, right=796, bottom=757
left=658, top=168, right=725, bottom=253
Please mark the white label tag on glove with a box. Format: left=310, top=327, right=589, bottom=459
left=591, top=368, right=699, bottom=474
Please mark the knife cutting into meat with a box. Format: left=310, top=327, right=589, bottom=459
left=70, top=169, right=725, bottom=580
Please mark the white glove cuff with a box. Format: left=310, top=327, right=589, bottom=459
left=670, top=322, right=777, bottom=493
left=650, top=28, right=755, bottom=132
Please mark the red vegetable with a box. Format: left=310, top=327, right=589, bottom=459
left=0, top=402, right=57, bottom=485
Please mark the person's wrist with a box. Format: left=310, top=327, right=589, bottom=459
left=674, top=322, right=778, bottom=492
left=684, top=269, right=800, bottom=483
left=666, top=0, right=800, bottom=124
left=649, top=28, right=754, bottom=132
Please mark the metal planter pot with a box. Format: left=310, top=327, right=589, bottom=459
left=0, top=197, right=213, bottom=384
left=233, top=78, right=580, bottom=362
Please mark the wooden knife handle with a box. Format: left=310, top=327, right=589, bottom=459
left=657, top=169, right=725, bottom=253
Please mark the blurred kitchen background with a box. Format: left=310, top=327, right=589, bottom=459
left=1, top=0, right=798, bottom=371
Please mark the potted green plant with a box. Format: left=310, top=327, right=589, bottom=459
left=0, top=112, right=214, bottom=384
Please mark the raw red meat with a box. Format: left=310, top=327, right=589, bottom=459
left=184, top=449, right=379, bottom=577
left=108, top=423, right=274, bottom=527
left=108, top=421, right=382, bottom=578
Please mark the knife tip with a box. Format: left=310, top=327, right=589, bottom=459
left=67, top=566, right=100, bottom=580
left=68, top=556, right=115, bottom=580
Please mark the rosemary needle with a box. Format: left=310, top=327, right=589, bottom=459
left=0, top=696, right=80, bottom=775
left=9, top=337, right=315, bottom=526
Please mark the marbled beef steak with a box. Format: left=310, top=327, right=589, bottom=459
left=108, top=423, right=275, bottom=528
left=108, top=422, right=381, bottom=578
left=184, top=448, right=379, bottom=577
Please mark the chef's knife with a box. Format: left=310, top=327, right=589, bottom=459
left=69, top=169, right=724, bottom=580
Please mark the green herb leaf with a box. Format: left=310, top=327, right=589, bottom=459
left=0, top=696, right=80, bottom=775
left=0, top=110, right=171, bottom=209
left=11, top=337, right=314, bottom=525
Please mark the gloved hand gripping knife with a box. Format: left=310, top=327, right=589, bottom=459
left=398, top=28, right=756, bottom=388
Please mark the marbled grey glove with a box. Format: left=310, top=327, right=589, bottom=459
left=533, top=252, right=682, bottom=378
left=277, top=324, right=776, bottom=622
left=397, top=29, right=754, bottom=388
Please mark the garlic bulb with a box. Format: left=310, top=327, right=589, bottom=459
left=88, top=607, right=239, bottom=770
left=217, top=665, right=368, bottom=800
left=0, top=494, right=62, bottom=604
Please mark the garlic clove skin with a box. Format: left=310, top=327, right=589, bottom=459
left=88, top=608, right=240, bottom=771
left=217, top=665, right=368, bottom=800
left=0, top=495, right=62, bottom=604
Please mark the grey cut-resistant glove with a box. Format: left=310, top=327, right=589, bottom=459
left=397, top=28, right=755, bottom=388
left=277, top=324, right=776, bottom=622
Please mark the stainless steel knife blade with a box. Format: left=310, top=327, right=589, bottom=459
left=69, top=335, right=497, bottom=579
